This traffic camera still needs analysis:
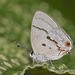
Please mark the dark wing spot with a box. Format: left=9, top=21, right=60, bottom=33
left=49, top=47, right=51, bottom=49
left=42, top=43, right=46, bottom=47
left=65, top=41, right=70, bottom=47
left=46, top=36, right=50, bottom=39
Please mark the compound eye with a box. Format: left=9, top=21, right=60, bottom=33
left=31, top=51, right=34, bottom=55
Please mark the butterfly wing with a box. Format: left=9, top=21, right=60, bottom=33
left=31, top=11, right=73, bottom=60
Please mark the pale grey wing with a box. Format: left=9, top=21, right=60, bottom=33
left=31, top=11, right=73, bottom=60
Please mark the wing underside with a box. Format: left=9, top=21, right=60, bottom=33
left=31, top=11, right=73, bottom=60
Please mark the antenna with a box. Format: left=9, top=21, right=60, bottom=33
left=14, top=41, right=31, bottom=52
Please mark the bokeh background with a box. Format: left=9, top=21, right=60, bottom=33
left=0, top=0, right=75, bottom=75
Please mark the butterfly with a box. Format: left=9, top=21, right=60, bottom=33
left=30, top=11, right=73, bottom=62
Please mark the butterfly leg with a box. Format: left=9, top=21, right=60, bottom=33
left=50, top=60, right=54, bottom=67
left=32, top=58, right=36, bottom=65
left=47, top=60, right=55, bottom=69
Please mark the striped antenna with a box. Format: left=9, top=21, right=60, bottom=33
left=14, top=41, right=31, bottom=52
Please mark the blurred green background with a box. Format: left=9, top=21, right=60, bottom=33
left=0, top=0, right=75, bottom=75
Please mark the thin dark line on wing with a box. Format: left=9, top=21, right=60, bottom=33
left=33, top=25, right=48, bottom=34
left=46, top=36, right=57, bottom=44
left=46, top=36, right=65, bottom=55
